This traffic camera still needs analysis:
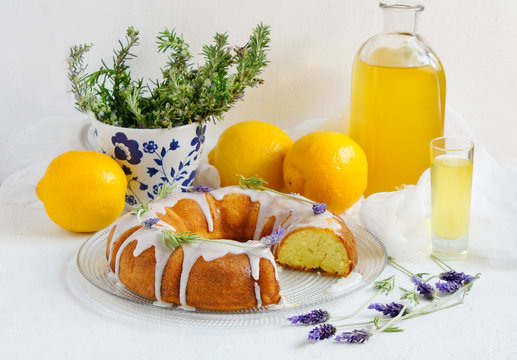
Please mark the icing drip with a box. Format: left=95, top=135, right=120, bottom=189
left=179, top=240, right=275, bottom=308
left=108, top=186, right=345, bottom=308
left=132, top=222, right=175, bottom=302
left=254, top=283, right=262, bottom=308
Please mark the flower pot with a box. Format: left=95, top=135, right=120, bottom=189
left=81, top=116, right=206, bottom=207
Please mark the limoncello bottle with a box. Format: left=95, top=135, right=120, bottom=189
left=349, top=3, right=445, bottom=196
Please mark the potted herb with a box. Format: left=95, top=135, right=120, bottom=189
left=68, top=24, right=270, bottom=205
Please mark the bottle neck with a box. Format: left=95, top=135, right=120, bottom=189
left=380, top=3, right=423, bottom=35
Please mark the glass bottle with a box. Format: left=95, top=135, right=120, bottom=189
left=349, top=3, right=445, bottom=196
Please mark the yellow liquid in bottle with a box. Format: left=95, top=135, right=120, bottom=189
left=349, top=48, right=445, bottom=196
left=431, top=156, right=473, bottom=239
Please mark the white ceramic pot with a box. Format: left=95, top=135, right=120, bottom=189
left=82, top=117, right=206, bottom=206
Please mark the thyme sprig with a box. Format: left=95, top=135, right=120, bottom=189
left=68, top=23, right=271, bottom=128
left=238, top=175, right=327, bottom=214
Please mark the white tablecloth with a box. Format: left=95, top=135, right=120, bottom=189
left=2, top=111, right=517, bottom=359
left=1, top=197, right=517, bottom=359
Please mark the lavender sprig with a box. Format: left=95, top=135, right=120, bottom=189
left=389, top=257, right=435, bottom=299
left=239, top=175, right=327, bottom=214
left=435, top=281, right=461, bottom=294
left=412, top=276, right=434, bottom=299
left=307, top=324, right=336, bottom=340
left=335, top=329, right=371, bottom=343
left=287, top=309, right=329, bottom=325
left=161, top=231, right=204, bottom=251
left=288, top=276, right=395, bottom=328
left=260, top=226, right=285, bottom=247
left=131, top=201, right=150, bottom=222
left=439, top=271, right=476, bottom=284
left=160, top=230, right=277, bottom=252
left=155, top=183, right=213, bottom=200
left=290, top=257, right=479, bottom=345
left=368, top=302, right=407, bottom=318
left=142, top=217, right=160, bottom=229
left=190, top=184, right=214, bottom=193
left=156, top=183, right=177, bottom=199
left=435, top=270, right=476, bottom=294
left=312, top=203, right=327, bottom=214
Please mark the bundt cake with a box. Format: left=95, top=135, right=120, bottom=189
left=106, top=186, right=357, bottom=311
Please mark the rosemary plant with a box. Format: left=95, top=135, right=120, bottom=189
left=68, top=24, right=271, bottom=128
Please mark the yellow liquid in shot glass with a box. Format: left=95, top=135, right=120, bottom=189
left=431, top=155, right=473, bottom=239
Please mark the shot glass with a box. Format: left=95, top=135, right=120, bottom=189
left=430, top=137, right=474, bottom=259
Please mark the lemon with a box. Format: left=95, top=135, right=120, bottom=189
left=37, top=150, right=127, bottom=232
left=208, top=121, right=293, bottom=191
left=283, top=131, right=367, bottom=213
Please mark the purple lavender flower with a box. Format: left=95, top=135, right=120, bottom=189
left=307, top=323, right=336, bottom=340
left=412, top=276, right=434, bottom=298
left=435, top=281, right=461, bottom=294
left=143, top=217, right=160, bottom=229
left=235, top=91, right=245, bottom=100
left=287, top=309, right=329, bottom=325
left=260, top=226, right=285, bottom=247
left=191, top=184, right=213, bottom=193
left=312, top=203, right=327, bottom=214
left=368, top=302, right=406, bottom=318
left=439, top=271, right=476, bottom=284
left=335, top=329, right=371, bottom=344
left=74, top=93, right=79, bottom=100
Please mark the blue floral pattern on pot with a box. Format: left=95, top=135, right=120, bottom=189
left=111, top=132, right=143, bottom=165
left=91, top=119, right=206, bottom=207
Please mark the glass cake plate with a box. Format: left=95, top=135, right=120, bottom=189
left=71, top=221, right=386, bottom=328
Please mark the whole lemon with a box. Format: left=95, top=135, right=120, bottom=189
left=283, top=131, right=367, bottom=213
left=208, top=121, right=293, bottom=191
left=37, top=150, right=127, bottom=232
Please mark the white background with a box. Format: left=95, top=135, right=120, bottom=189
left=1, top=0, right=516, bottom=180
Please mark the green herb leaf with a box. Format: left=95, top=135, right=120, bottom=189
left=400, top=287, right=420, bottom=305
left=156, top=183, right=177, bottom=199
left=161, top=231, right=204, bottom=251
left=131, top=201, right=150, bottom=221
left=383, top=326, right=404, bottom=333
left=69, top=23, right=271, bottom=128
left=373, top=275, right=395, bottom=295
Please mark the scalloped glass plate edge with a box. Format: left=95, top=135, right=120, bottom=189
left=74, top=221, right=387, bottom=327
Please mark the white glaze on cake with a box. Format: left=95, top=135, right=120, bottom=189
left=107, top=186, right=345, bottom=309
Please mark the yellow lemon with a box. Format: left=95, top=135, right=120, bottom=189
left=283, top=131, right=367, bottom=213
left=37, top=150, right=127, bottom=232
left=208, top=121, right=293, bottom=191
